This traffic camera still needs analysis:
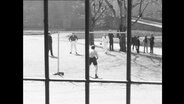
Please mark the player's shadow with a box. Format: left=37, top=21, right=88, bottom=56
left=106, top=52, right=116, bottom=57
left=49, top=56, right=58, bottom=59
left=75, top=53, right=83, bottom=56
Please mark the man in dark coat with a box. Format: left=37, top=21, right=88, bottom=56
left=108, top=32, right=114, bottom=51
left=48, top=33, right=54, bottom=56
left=135, top=36, right=140, bottom=53
left=143, top=35, right=149, bottom=53
left=149, top=34, right=155, bottom=54
left=131, top=36, right=136, bottom=50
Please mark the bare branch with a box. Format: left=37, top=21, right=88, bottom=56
left=132, top=1, right=141, bottom=8
left=90, top=0, right=95, bottom=4
left=117, top=0, right=123, bottom=16
left=123, top=0, right=127, bottom=16
left=122, top=0, right=126, bottom=11
left=142, top=1, right=150, bottom=14
left=97, top=0, right=103, bottom=14
left=93, top=2, right=96, bottom=15
left=131, top=15, right=142, bottom=25
left=94, top=0, right=103, bottom=19
left=94, top=6, right=107, bottom=22
left=132, top=2, right=150, bottom=25
left=139, top=0, right=143, bottom=14
left=104, top=0, right=116, bottom=17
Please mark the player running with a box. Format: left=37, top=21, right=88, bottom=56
left=89, top=45, right=99, bottom=78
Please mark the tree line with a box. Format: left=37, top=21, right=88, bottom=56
left=24, top=0, right=162, bottom=51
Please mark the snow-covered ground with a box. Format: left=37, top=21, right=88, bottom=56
left=23, top=32, right=162, bottom=104
left=24, top=81, right=162, bottom=104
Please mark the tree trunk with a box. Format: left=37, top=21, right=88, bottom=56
left=89, top=4, right=95, bottom=45
left=119, top=17, right=127, bottom=52
left=89, top=20, right=95, bottom=45
left=89, top=29, right=94, bottom=45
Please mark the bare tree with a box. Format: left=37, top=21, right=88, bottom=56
left=104, top=0, right=158, bottom=52
left=88, top=0, right=160, bottom=46
left=89, top=0, right=109, bottom=45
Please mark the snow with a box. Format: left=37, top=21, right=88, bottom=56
left=23, top=32, right=162, bottom=104
left=24, top=81, right=161, bottom=104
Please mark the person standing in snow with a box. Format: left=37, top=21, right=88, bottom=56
left=102, top=34, right=109, bottom=54
left=48, top=33, right=54, bottom=57
left=143, top=35, right=149, bottom=53
left=68, top=33, right=78, bottom=54
left=149, top=34, right=155, bottom=54
left=135, top=36, right=140, bottom=53
left=108, top=31, right=114, bottom=51
left=131, top=36, right=136, bottom=51
left=89, top=45, right=99, bottom=78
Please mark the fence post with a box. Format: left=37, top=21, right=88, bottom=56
left=126, top=0, right=132, bottom=104
left=85, top=0, right=90, bottom=104
left=44, top=0, right=49, bottom=104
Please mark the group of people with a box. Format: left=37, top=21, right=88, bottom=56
left=132, top=34, right=155, bottom=54
left=48, top=32, right=99, bottom=78
left=101, top=32, right=155, bottom=54
left=48, top=32, right=79, bottom=57
left=101, top=32, right=114, bottom=54
left=47, top=32, right=155, bottom=79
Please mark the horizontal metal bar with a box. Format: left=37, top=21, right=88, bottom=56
left=23, top=78, right=45, bottom=81
left=23, top=31, right=127, bottom=34
left=131, top=81, right=162, bottom=85
left=89, top=80, right=128, bottom=84
left=23, top=78, right=86, bottom=82
left=24, top=0, right=84, bottom=1
left=50, top=79, right=86, bottom=82
left=89, top=80, right=162, bottom=85
left=77, top=32, right=127, bottom=34
left=23, top=78, right=162, bottom=85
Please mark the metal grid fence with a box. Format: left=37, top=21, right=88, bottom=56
left=23, top=0, right=162, bottom=104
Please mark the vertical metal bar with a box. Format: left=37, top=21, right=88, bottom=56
left=127, top=0, right=132, bottom=82
left=44, top=0, right=49, bottom=104
left=58, top=33, right=59, bottom=72
left=126, top=83, right=131, bottom=104
left=85, top=0, right=90, bottom=104
left=126, top=0, right=132, bottom=104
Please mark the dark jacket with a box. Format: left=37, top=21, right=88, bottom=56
left=48, top=35, right=52, bottom=49
left=150, top=36, right=154, bottom=45
left=131, top=36, right=136, bottom=45
left=69, top=35, right=78, bottom=41
left=143, top=37, right=148, bottom=44
left=135, top=38, right=140, bottom=46
left=108, top=33, right=114, bottom=42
